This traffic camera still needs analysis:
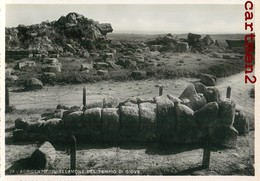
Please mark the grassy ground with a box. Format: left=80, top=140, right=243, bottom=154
left=6, top=52, right=244, bottom=88
left=5, top=73, right=255, bottom=175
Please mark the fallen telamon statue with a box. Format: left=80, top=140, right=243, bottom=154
left=13, top=82, right=246, bottom=149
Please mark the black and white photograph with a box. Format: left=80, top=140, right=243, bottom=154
left=2, top=0, right=258, bottom=178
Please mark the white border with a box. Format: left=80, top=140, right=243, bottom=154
left=2, top=0, right=246, bottom=4
left=1, top=0, right=259, bottom=181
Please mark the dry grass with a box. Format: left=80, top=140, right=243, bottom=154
left=6, top=51, right=244, bottom=87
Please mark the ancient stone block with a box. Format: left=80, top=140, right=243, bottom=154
left=101, top=108, right=120, bottom=142
left=154, top=96, right=175, bottom=142
left=83, top=108, right=102, bottom=141
left=120, top=106, right=139, bottom=141
left=139, top=102, right=157, bottom=142
left=30, top=141, right=56, bottom=169
left=218, top=98, right=236, bottom=126
left=175, top=103, right=200, bottom=143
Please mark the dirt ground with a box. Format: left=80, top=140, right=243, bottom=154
left=5, top=72, right=255, bottom=175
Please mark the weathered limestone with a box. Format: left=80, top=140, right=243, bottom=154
left=155, top=96, right=175, bottom=142
left=120, top=106, right=139, bottom=141
left=101, top=108, right=120, bottom=142
left=12, top=84, right=240, bottom=148
left=194, top=102, right=219, bottom=136
left=218, top=98, right=236, bottom=126
left=63, top=111, right=83, bottom=129
left=193, top=82, right=207, bottom=95
left=200, top=74, right=217, bottom=86
left=233, top=109, right=249, bottom=134
left=139, top=102, right=157, bottom=142
left=103, top=97, right=120, bottom=108
left=175, top=103, right=199, bottom=143
left=83, top=108, right=102, bottom=141
left=179, top=84, right=197, bottom=100
left=204, top=88, right=221, bottom=103
left=15, top=117, right=28, bottom=130
left=30, top=141, right=56, bottom=169
left=213, top=126, right=238, bottom=148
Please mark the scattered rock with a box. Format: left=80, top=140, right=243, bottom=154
left=200, top=74, right=217, bottom=86
left=13, top=129, right=27, bottom=142
left=30, top=141, right=56, bottom=169
left=80, top=63, right=93, bottom=71
left=103, top=96, right=120, bottom=108
left=86, top=100, right=104, bottom=109
left=24, top=78, right=43, bottom=91
left=131, top=70, right=147, bottom=80
left=204, top=87, right=221, bottom=103
left=179, top=84, right=197, bottom=100
left=116, top=58, right=137, bottom=69
left=41, top=72, right=56, bottom=81
left=65, top=43, right=76, bottom=54
left=96, top=23, right=113, bottom=36
left=56, top=104, right=69, bottom=110
left=187, top=33, right=201, bottom=46
left=97, top=70, right=109, bottom=76
left=104, top=53, right=114, bottom=61
left=94, top=62, right=109, bottom=70
left=193, top=82, right=207, bottom=94
left=6, top=75, right=18, bottom=81
left=147, top=34, right=177, bottom=47
left=176, top=42, right=189, bottom=52
left=15, top=117, right=28, bottom=129
left=188, top=93, right=207, bottom=111
left=218, top=98, right=236, bottom=126
left=167, top=94, right=182, bottom=104
left=233, top=109, right=249, bottom=134
left=136, top=97, right=155, bottom=104
left=69, top=106, right=81, bottom=113
left=202, top=35, right=214, bottom=45
left=42, top=58, right=59, bottom=64
left=150, top=45, right=163, bottom=51
left=43, top=65, right=61, bottom=73
left=90, top=53, right=100, bottom=58
left=134, top=54, right=145, bottom=63
left=107, top=61, right=120, bottom=70
left=5, top=68, right=13, bottom=76
left=81, top=50, right=90, bottom=58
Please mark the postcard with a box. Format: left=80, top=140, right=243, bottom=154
left=1, top=0, right=259, bottom=180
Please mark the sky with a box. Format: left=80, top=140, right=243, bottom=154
left=5, top=4, right=246, bottom=34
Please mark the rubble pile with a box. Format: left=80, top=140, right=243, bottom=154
left=6, top=12, right=113, bottom=57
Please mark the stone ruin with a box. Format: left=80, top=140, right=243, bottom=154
left=5, top=12, right=113, bottom=58
left=146, top=33, right=232, bottom=53
left=13, top=82, right=249, bottom=148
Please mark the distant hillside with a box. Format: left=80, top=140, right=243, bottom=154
left=108, top=33, right=245, bottom=42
